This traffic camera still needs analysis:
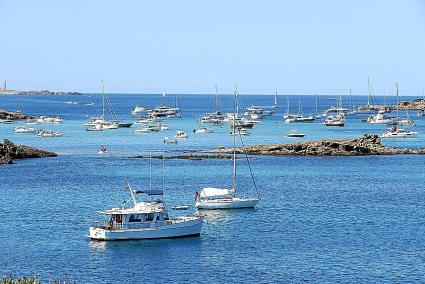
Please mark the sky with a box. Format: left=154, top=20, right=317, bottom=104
left=1, top=0, right=425, bottom=95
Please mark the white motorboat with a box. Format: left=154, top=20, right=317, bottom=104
left=53, top=117, right=63, bottom=123
left=0, top=119, right=16, bottom=124
left=89, top=185, right=204, bottom=241
left=159, top=124, right=169, bottom=130
left=322, top=106, right=350, bottom=115
left=163, top=137, right=178, bottom=144
left=195, top=88, right=260, bottom=210
left=135, top=117, right=158, bottom=124
left=14, top=126, right=38, bottom=134
left=175, top=131, right=188, bottom=139
left=367, top=111, right=393, bottom=124
left=284, top=115, right=315, bottom=123
left=102, top=121, right=119, bottom=129
left=131, top=105, right=149, bottom=116
left=134, top=124, right=160, bottom=133
left=324, top=115, right=345, bottom=126
left=193, top=127, right=213, bottom=133
left=381, top=126, right=418, bottom=138
left=86, top=124, right=103, bottom=131
left=287, top=130, right=305, bottom=138
left=36, top=130, right=63, bottom=137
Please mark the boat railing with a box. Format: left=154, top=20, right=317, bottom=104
left=92, top=218, right=197, bottom=230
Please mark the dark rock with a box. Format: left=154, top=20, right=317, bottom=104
left=0, top=139, right=57, bottom=164
left=195, top=135, right=425, bottom=157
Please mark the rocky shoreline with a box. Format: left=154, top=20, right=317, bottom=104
left=0, top=109, right=33, bottom=120
left=193, top=135, right=425, bottom=157
left=0, top=139, right=57, bottom=164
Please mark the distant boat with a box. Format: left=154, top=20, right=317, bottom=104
left=64, top=101, right=79, bottom=105
left=36, top=130, right=63, bottom=137
left=272, top=91, right=279, bottom=109
left=193, top=127, right=213, bottom=133
left=98, top=146, right=108, bottom=155
left=287, top=130, right=305, bottom=138
left=162, top=91, right=166, bottom=97
left=14, top=126, right=37, bottom=134
left=163, top=137, right=178, bottom=144
left=174, top=130, right=188, bottom=139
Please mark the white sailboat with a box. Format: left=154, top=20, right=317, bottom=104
left=272, top=91, right=279, bottom=109
left=195, top=87, right=260, bottom=209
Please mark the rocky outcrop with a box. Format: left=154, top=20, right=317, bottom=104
left=398, top=98, right=425, bottom=110
left=0, top=139, right=57, bottom=164
left=0, top=109, right=33, bottom=120
left=197, top=135, right=425, bottom=157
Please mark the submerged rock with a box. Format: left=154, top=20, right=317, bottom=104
left=196, top=135, right=425, bottom=157
left=0, top=139, right=57, bottom=164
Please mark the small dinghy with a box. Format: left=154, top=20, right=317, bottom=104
left=163, top=137, right=178, bottom=144
left=98, top=145, right=108, bottom=155
left=172, top=205, right=190, bottom=210
left=287, top=130, right=305, bottom=138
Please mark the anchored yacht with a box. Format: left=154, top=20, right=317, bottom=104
left=89, top=186, right=204, bottom=241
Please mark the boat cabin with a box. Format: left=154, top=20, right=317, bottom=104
left=95, top=189, right=172, bottom=230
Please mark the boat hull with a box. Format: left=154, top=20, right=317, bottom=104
left=196, top=197, right=259, bottom=209
left=88, top=218, right=203, bottom=241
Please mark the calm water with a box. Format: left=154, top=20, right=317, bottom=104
left=1, top=93, right=424, bottom=283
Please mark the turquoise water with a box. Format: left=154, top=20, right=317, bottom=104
left=1, top=94, right=424, bottom=283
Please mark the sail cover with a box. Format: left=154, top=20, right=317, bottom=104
left=199, top=188, right=233, bottom=198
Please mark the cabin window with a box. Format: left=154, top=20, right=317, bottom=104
left=112, top=214, right=123, bottom=224
left=146, top=213, right=156, bottom=222
left=129, top=214, right=142, bottom=223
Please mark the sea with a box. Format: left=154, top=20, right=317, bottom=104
left=0, top=93, right=424, bottom=283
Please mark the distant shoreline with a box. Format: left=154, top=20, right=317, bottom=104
left=0, top=90, right=82, bottom=95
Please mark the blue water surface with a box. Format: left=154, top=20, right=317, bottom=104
left=0, top=93, right=424, bottom=283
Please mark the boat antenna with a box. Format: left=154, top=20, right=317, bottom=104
left=349, top=88, right=353, bottom=111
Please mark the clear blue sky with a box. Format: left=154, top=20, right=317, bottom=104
left=1, top=0, right=425, bottom=95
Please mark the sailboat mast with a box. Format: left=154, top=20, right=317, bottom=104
left=215, top=85, right=218, bottom=113
left=102, top=80, right=105, bottom=119
left=233, top=87, right=237, bottom=193
left=349, top=88, right=353, bottom=111
left=315, top=93, right=318, bottom=115
left=274, top=91, right=278, bottom=105
left=367, top=77, right=371, bottom=107
left=396, top=82, right=399, bottom=119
